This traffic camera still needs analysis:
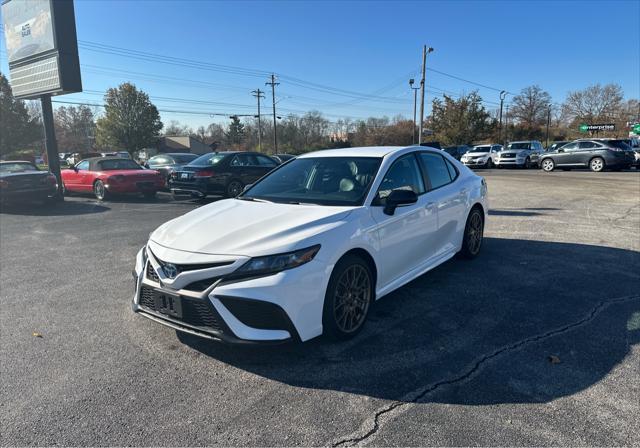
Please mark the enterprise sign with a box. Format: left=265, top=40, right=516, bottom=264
left=579, top=123, right=615, bottom=132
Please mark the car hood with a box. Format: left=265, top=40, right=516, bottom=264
left=150, top=199, right=354, bottom=256
left=464, top=152, right=490, bottom=157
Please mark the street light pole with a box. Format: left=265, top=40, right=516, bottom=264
left=418, top=45, right=434, bottom=145
left=545, top=105, right=551, bottom=148
left=498, top=90, right=507, bottom=145
left=409, top=79, right=420, bottom=144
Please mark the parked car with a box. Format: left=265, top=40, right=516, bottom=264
left=132, top=146, right=488, bottom=343
left=61, top=157, right=164, bottom=200
left=540, top=139, right=635, bottom=172
left=0, top=161, right=58, bottom=205
left=442, top=145, right=472, bottom=160
left=273, top=154, right=296, bottom=164
left=495, top=141, right=544, bottom=168
left=101, top=151, right=132, bottom=159
left=169, top=151, right=280, bottom=199
left=460, top=144, right=502, bottom=168
left=620, top=138, right=640, bottom=168
left=420, top=141, right=442, bottom=149
left=546, top=141, right=570, bottom=152
left=145, top=153, right=199, bottom=186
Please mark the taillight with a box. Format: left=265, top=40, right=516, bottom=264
left=194, top=170, right=215, bottom=178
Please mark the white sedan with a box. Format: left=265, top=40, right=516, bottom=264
left=132, top=146, right=488, bottom=343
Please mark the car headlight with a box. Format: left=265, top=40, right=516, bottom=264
left=231, top=245, right=321, bottom=278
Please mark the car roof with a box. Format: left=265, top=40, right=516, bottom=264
left=0, top=160, right=36, bottom=164
left=298, top=146, right=416, bottom=158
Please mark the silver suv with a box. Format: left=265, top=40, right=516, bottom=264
left=495, top=141, right=544, bottom=168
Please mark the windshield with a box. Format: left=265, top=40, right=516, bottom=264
left=243, top=156, right=382, bottom=206
left=0, top=162, right=39, bottom=174
left=173, top=154, right=199, bottom=163
left=98, top=159, right=142, bottom=170
left=189, top=153, right=227, bottom=166
left=508, top=142, right=530, bottom=150
left=472, top=146, right=491, bottom=153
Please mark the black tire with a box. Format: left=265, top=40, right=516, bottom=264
left=226, top=179, right=244, bottom=198
left=93, top=180, right=110, bottom=201
left=589, top=157, right=605, bottom=172
left=485, top=158, right=492, bottom=169
left=523, top=157, right=531, bottom=169
left=322, top=254, right=374, bottom=341
left=541, top=158, right=555, bottom=172
left=143, top=191, right=157, bottom=200
left=459, top=207, right=484, bottom=259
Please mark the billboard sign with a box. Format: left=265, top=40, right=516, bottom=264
left=1, top=0, right=82, bottom=99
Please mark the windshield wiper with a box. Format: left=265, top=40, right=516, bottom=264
left=237, top=196, right=272, bottom=203
left=287, top=201, right=319, bottom=205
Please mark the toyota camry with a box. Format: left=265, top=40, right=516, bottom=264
left=132, top=146, right=488, bottom=343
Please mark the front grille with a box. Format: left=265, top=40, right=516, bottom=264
left=146, top=262, right=160, bottom=282
left=139, top=286, right=221, bottom=331
left=502, top=153, right=516, bottom=158
left=183, top=277, right=220, bottom=292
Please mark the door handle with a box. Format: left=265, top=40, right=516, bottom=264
left=425, top=201, right=436, bottom=210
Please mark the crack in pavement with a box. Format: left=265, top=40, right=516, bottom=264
left=331, top=294, right=640, bottom=447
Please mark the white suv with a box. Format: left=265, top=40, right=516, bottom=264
left=461, top=144, right=502, bottom=168
left=495, top=141, right=544, bottom=168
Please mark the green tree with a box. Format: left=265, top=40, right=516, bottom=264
left=225, top=116, right=245, bottom=146
left=95, top=83, right=163, bottom=155
left=428, top=92, right=492, bottom=145
left=0, top=73, right=42, bottom=157
left=54, top=105, right=96, bottom=152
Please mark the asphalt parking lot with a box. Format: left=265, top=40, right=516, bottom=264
left=1, top=169, right=639, bottom=446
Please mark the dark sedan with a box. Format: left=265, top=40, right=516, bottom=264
left=0, top=161, right=58, bottom=205
left=540, top=139, right=635, bottom=172
left=443, top=145, right=472, bottom=160
left=169, top=151, right=279, bottom=198
left=145, top=153, right=199, bottom=186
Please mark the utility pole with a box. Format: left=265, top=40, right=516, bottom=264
left=409, top=79, right=420, bottom=144
left=545, top=106, right=551, bottom=148
left=266, top=74, right=280, bottom=154
left=498, top=90, right=507, bottom=144
left=504, top=105, right=510, bottom=146
left=418, top=45, right=434, bottom=144
left=251, top=89, right=265, bottom=152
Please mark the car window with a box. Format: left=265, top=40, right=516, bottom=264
left=244, top=156, right=381, bottom=206
left=0, top=162, right=39, bottom=173
left=578, top=141, right=598, bottom=149
left=231, top=154, right=256, bottom=166
left=150, top=156, right=171, bottom=165
left=509, top=142, right=531, bottom=150
left=190, top=153, right=226, bottom=166
left=562, top=142, right=578, bottom=151
left=418, top=152, right=452, bottom=190
left=256, top=155, right=278, bottom=167
left=376, top=154, right=425, bottom=201
left=76, top=161, right=90, bottom=171
left=98, top=159, right=142, bottom=170
left=444, top=158, right=458, bottom=181
left=172, top=154, right=198, bottom=164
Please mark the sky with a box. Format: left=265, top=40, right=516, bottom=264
left=1, top=0, right=639, bottom=130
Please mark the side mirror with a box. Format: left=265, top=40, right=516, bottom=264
left=242, top=184, right=253, bottom=193
left=383, top=189, right=418, bottom=215
left=73, top=166, right=79, bottom=172
left=557, top=148, right=564, bottom=153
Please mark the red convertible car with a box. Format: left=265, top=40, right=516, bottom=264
left=61, top=157, right=164, bottom=200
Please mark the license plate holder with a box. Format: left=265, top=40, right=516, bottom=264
left=181, top=173, right=189, bottom=179
left=154, top=290, right=183, bottom=318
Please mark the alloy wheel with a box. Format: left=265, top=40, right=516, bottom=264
left=227, top=181, right=243, bottom=197
left=466, top=211, right=483, bottom=255
left=94, top=181, right=106, bottom=200
left=333, top=264, right=371, bottom=333
left=542, top=159, right=554, bottom=172
left=590, top=158, right=604, bottom=172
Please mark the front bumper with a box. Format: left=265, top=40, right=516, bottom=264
left=462, top=159, right=490, bottom=167
left=131, top=244, right=327, bottom=344
left=495, top=158, right=524, bottom=166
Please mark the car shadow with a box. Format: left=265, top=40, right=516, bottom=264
left=179, top=237, right=640, bottom=404
left=488, top=209, right=544, bottom=216
left=0, top=200, right=109, bottom=216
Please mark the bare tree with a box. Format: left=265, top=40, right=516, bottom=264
left=510, top=85, right=552, bottom=133
left=562, top=83, right=624, bottom=124
left=163, top=120, right=192, bottom=136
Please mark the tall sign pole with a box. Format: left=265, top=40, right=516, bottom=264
left=418, top=46, right=427, bottom=145
left=2, top=0, right=83, bottom=200
left=498, top=90, right=507, bottom=145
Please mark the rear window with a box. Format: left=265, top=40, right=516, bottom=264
left=607, top=140, right=632, bottom=150
left=0, top=162, right=39, bottom=173
left=189, top=153, right=227, bottom=166
left=173, top=154, right=199, bottom=163
left=98, top=159, right=142, bottom=170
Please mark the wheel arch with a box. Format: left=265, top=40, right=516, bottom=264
left=336, top=248, right=378, bottom=295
